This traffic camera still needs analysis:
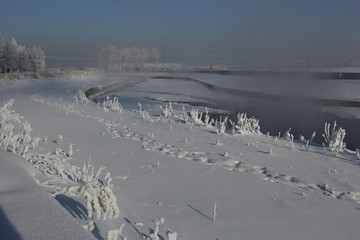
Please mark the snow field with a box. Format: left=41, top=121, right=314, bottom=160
left=1, top=74, right=360, bottom=239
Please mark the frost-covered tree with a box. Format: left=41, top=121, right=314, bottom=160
left=99, top=46, right=159, bottom=72
left=0, top=36, right=45, bottom=73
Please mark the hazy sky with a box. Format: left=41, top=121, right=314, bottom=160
left=1, top=0, right=360, bottom=61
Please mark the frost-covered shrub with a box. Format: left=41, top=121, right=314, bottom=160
left=138, top=102, right=153, bottom=121
left=26, top=152, right=79, bottom=180
left=229, top=113, right=260, bottom=134
left=300, top=131, right=315, bottom=150
left=98, top=96, right=122, bottom=112
left=160, top=101, right=175, bottom=119
left=0, top=100, right=39, bottom=156
left=1, top=99, right=120, bottom=222
left=148, top=217, right=165, bottom=240
left=322, top=121, right=346, bottom=156
left=73, top=89, right=90, bottom=105
left=56, top=171, right=120, bottom=220
left=106, top=224, right=125, bottom=240
left=160, top=102, right=214, bottom=127
left=0, top=99, right=23, bottom=123
left=215, top=116, right=228, bottom=134
left=77, top=159, right=106, bottom=185
left=187, top=108, right=204, bottom=125
left=283, top=128, right=294, bottom=149
left=186, top=107, right=214, bottom=126
left=166, top=230, right=177, bottom=240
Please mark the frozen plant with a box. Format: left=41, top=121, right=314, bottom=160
left=56, top=171, right=120, bottom=220
left=216, top=116, right=228, bottom=134
left=0, top=99, right=23, bottom=124
left=305, top=132, right=316, bottom=150
left=98, top=96, right=123, bottom=112
left=203, top=107, right=212, bottom=126
left=26, top=152, right=78, bottom=180
left=73, top=89, right=90, bottom=105
left=356, top=148, right=360, bottom=159
left=106, top=224, right=125, bottom=240
left=283, top=128, right=292, bottom=140
left=283, top=128, right=294, bottom=149
left=213, top=139, right=223, bottom=146
left=213, top=202, right=217, bottom=222
left=83, top=221, right=95, bottom=231
left=160, top=102, right=174, bottom=120
left=267, top=147, right=274, bottom=155
left=67, top=143, right=74, bottom=158
left=148, top=217, right=165, bottom=240
left=138, top=102, right=152, bottom=121
left=322, top=121, right=346, bottom=156
left=57, top=135, right=63, bottom=146
left=0, top=101, right=39, bottom=156
left=229, top=113, right=260, bottom=134
left=187, top=108, right=203, bottom=126
left=166, top=230, right=177, bottom=240
left=77, top=158, right=106, bottom=185
left=309, top=131, right=316, bottom=143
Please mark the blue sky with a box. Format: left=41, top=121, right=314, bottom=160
left=1, top=0, right=359, bottom=59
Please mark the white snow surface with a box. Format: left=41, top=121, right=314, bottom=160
left=1, top=72, right=360, bottom=240
left=0, top=149, right=94, bottom=239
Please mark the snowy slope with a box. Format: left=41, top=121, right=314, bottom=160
left=0, top=149, right=94, bottom=240
left=1, top=72, right=360, bottom=240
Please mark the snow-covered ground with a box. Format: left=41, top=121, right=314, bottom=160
left=1, top=72, right=360, bottom=240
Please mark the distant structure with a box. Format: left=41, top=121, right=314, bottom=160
left=0, top=37, right=45, bottom=73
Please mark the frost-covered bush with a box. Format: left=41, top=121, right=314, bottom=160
left=166, top=230, right=177, bottom=240
left=98, top=96, right=122, bottom=112
left=322, top=121, right=346, bottom=156
left=186, top=107, right=214, bottom=126
left=56, top=171, right=120, bottom=220
left=300, top=131, right=316, bottom=150
left=0, top=100, right=39, bottom=156
left=215, top=116, right=228, bottom=134
left=283, top=128, right=294, bottom=149
left=26, top=152, right=79, bottom=180
left=73, top=89, right=90, bottom=105
left=0, top=99, right=23, bottom=123
left=1, top=99, right=120, bottom=222
left=148, top=217, right=165, bottom=240
left=229, top=113, right=260, bottom=134
left=138, top=102, right=153, bottom=121
left=106, top=224, right=125, bottom=240
left=160, top=102, right=214, bottom=127
left=160, top=102, right=175, bottom=120
left=159, top=103, right=261, bottom=136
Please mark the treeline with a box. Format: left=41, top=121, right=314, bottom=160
left=0, top=37, right=45, bottom=73
left=99, top=46, right=160, bottom=71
